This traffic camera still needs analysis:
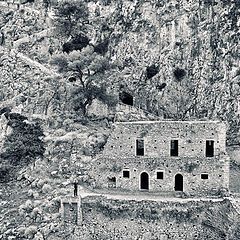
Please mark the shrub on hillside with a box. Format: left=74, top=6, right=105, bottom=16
left=94, top=39, right=109, bottom=55
left=1, top=113, right=45, bottom=166
left=24, top=226, right=37, bottom=239
left=0, top=164, right=11, bottom=182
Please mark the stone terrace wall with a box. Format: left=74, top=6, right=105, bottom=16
left=73, top=196, right=237, bottom=240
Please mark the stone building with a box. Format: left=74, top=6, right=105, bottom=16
left=90, top=120, right=230, bottom=196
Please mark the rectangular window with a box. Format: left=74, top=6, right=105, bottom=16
left=206, top=140, right=214, bottom=157
left=156, top=171, right=164, bottom=179
left=123, top=170, right=130, bottom=178
left=170, top=140, right=178, bottom=156
left=136, top=139, right=144, bottom=156
left=201, top=173, right=208, bottom=179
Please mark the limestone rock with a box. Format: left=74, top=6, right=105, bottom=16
left=33, top=232, right=44, bottom=240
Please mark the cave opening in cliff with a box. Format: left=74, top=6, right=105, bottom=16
left=68, top=76, right=76, bottom=82
left=146, top=64, right=159, bottom=79
left=62, top=34, right=90, bottom=53
left=173, top=68, right=186, bottom=81
left=119, top=91, right=133, bottom=106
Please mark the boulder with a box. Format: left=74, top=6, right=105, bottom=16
left=33, top=232, right=44, bottom=240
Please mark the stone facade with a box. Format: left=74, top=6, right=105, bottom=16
left=90, top=120, right=230, bottom=196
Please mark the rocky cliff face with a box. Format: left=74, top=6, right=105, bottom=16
left=4, top=0, right=240, bottom=139
left=1, top=1, right=240, bottom=135
left=88, top=0, right=240, bottom=120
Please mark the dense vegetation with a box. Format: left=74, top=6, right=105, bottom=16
left=0, top=112, right=45, bottom=181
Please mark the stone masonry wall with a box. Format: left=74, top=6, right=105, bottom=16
left=60, top=197, right=82, bottom=225
left=103, top=121, right=227, bottom=159
left=90, top=156, right=229, bottom=196
left=90, top=121, right=229, bottom=196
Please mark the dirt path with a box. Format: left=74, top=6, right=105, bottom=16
left=78, top=186, right=227, bottom=203
left=15, top=50, right=60, bottom=77
left=0, top=46, right=60, bottom=77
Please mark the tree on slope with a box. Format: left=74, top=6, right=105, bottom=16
left=51, top=46, right=118, bottom=116
left=53, top=0, right=89, bottom=38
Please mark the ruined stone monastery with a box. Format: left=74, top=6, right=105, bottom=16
left=91, top=120, right=230, bottom=196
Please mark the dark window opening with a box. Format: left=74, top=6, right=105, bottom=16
left=174, top=174, right=183, bottom=191
left=107, top=177, right=116, bottom=188
left=206, top=140, right=214, bottom=157
left=140, top=172, right=149, bottom=190
left=123, top=170, right=130, bottom=178
left=119, top=91, right=133, bottom=106
left=136, top=139, right=144, bottom=156
left=108, top=177, right=116, bottom=182
left=157, top=172, right=164, bottom=179
left=171, top=140, right=178, bottom=156
left=201, top=174, right=208, bottom=179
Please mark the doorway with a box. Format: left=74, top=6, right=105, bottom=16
left=140, top=172, right=149, bottom=190
left=174, top=174, right=183, bottom=191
